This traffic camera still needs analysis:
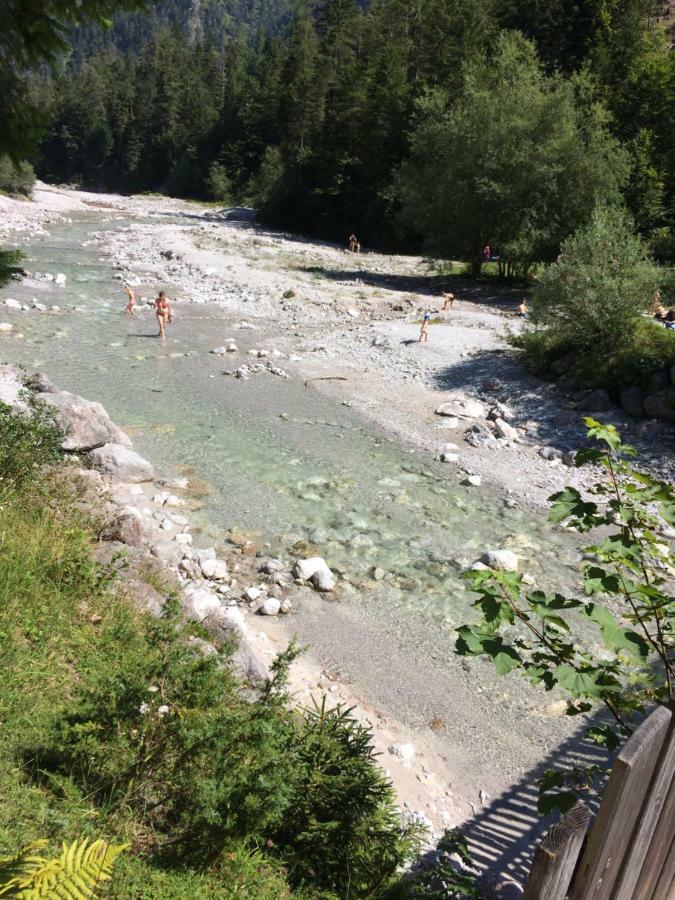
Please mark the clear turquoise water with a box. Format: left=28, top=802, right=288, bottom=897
left=1, top=212, right=578, bottom=640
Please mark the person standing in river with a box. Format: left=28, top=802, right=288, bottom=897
left=123, top=284, right=136, bottom=317
left=155, top=291, right=173, bottom=338
left=419, top=310, right=431, bottom=342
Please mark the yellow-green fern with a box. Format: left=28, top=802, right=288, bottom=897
left=0, top=838, right=127, bottom=898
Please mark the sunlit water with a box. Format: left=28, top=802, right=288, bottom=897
left=1, top=212, right=579, bottom=658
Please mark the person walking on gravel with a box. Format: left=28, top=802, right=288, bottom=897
left=124, top=284, right=136, bottom=317
left=419, top=310, right=431, bottom=342
left=155, top=291, right=173, bottom=338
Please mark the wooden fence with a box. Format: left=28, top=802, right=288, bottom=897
left=523, top=705, right=674, bottom=900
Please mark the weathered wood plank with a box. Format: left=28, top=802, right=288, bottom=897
left=523, top=802, right=591, bottom=900
left=617, top=717, right=675, bottom=900
left=571, top=706, right=672, bottom=900
left=651, top=832, right=675, bottom=900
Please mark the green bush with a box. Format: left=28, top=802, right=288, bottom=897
left=0, top=248, right=24, bottom=289
left=205, top=161, right=233, bottom=204
left=530, top=205, right=660, bottom=357
left=511, top=318, right=675, bottom=395
left=0, top=399, right=62, bottom=490
left=0, top=155, right=35, bottom=197
left=246, top=146, right=284, bottom=208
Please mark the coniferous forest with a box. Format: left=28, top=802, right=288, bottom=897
left=19, top=1, right=675, bottom=261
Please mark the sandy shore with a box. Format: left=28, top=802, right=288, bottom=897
left=2, top=184, right=672, bottom=886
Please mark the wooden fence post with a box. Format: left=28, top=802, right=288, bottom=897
left=523, top=802, right=591, bottom=900
left=615, top=717, right=675, bottom=900
left=570, top=706, right=672, bottom=900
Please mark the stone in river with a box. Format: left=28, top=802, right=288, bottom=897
left=89, top=443, right=155, bottom=483
left=294, top=557, right=336, bottom=592
left=481, top=549, right=519, bottom=572
left=0, top=322, right=14, bottom=331
left=3, top=298, right=22, bottom=309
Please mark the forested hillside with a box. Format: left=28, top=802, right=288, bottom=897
left=30, top=0, right=675, bottom=261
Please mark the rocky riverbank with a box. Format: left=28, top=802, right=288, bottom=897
left=0, top=361, right=486, bottom=854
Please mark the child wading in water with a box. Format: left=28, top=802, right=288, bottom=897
left=124, top=285, right=136, bottom=317
left=155, top=291, right=173, bottom=338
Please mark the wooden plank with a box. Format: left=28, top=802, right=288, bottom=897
left=652, top=832, right=675, bottom=900
left=523, top=802, right=591, bottom=900
left=571, top=706, right=672, bottom=900
left=617, top=718, right=675, bottom=900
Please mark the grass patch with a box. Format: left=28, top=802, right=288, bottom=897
left=0, top=402, right=423, bottom=898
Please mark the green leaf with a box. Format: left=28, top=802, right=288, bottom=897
left=584, top=604, right=649, bottom=658
left=549, top=487, right=598, bottom=524
left=584, top=566, right=621, bottom=596
left=538, top=790, right=578, bottom=816
left=455, top=627, right=486, bottom=656
left=586, top=725, right=622, bottom=752
left=553, top=665, right=610, bottom=698
left=483, top=639, right=522, bottom=676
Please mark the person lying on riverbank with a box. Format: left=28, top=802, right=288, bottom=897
left=155, top=291, right=173, bottom=338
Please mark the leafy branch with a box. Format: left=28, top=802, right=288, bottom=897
left=455, top=418, right=674, bottom=814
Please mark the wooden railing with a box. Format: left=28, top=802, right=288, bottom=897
left=523, top=705, right=674, bottom=900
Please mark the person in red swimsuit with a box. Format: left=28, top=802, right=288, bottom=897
left=154, top=291, right=173, bottom=338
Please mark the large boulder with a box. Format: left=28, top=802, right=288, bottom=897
left=493, top=417, right=518, bottom=441
left=620, top=386, right=645, bottom=418
left=643, top=389, right=675, bottom=424
left=89, top=443, right=155, bottom=482
left=572, top=388, right=612, bottom=412
left=43, top=390, right=132, bottom=451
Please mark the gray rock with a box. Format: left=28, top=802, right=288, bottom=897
left=539, top=445, right=563, bottom=462
left=89, top=443, right=155, bottom=482
left=260, top=597, right=281, bottom=616
left=577, top=388, right=612, bottom=412
left=0, top=364, right=27, bottom=413
left=464, top=423, right=498, bottom=449
left=481, top=549, right=520, bottom=571
left=102, top=510, right=144, bottom=547
left=152, top=539, right=183, bottom=566
left=493, top=417, right=518, bottom=441
left=200, top=558, right=229, bottom=581
left=294, top=557, right=336, bottom=592
left=643, top=389, right=675, bottom=424
left=620, top=386, right=645, bottom=418
left=43, top=390, right=132, bottom=451
left=436, top=397, right=486, bottom=419
left=464, top=475, right=482, bottom=486
left=260, top=558, right=284, bottom=574
left=26, top=371, right=58, bottom=393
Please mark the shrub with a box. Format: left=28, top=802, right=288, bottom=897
left=0, top=399, right=62, bottom=490
left=0, top=155, right=35, bottom=197
left=246, top=146, right=284, bottom=208
left=0, top=248, right=24, bottom=289
left=530, top=205, right=660, bottom=356
left=205, top=161, right=233, bottom=203
left=456, top=419, right=674, bottom=815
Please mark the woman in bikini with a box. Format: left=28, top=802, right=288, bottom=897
left=155, top=291, right=173, bottom=338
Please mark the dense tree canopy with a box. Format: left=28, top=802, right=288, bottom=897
left=14, top=0, right=675, bottom=262
left=395, top=33, right=630, bottom=273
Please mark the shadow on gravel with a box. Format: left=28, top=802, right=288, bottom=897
left=299, top=265, right=523, bottom=307
left=430, top=350, right=591, bottom=453
left=462, top=711, right=612, bottom=888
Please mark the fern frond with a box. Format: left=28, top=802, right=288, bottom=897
left=0, top=838, right=127, bottom=899
left=0, top=841, right=50, bottom=895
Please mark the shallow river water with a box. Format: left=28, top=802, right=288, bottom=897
left=1, top=212, right=582, bottom=734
